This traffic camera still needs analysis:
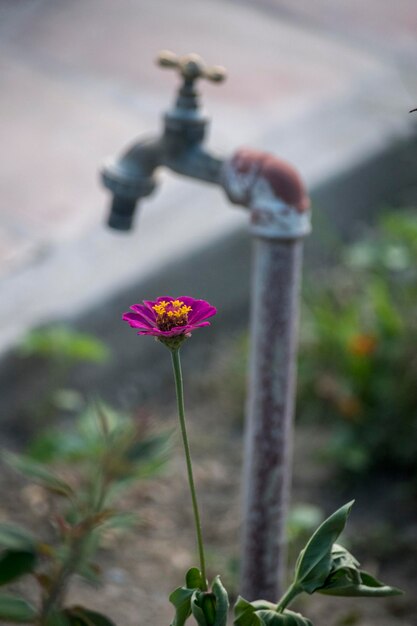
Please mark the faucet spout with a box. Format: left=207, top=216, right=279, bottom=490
left=101, top=137, right=161, bottom=231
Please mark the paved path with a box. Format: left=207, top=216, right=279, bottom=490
left=0, top=0, right=416, bottom=351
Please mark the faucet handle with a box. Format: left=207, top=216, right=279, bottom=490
left=157, top=50, right=227, bottom=84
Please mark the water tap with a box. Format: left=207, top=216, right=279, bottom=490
left=101, top=50, right=309, bottom=237
left=101, top=50, right=227, bottom=231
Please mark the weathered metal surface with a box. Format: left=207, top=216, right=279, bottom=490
left=101, top=52, right=226, bottom=231
left=222, top=148, right=309, bottom=600
left=222, top=149, right=309, bottom=211
left=222, top=148, right=310, bottom=239
left=157, top=50, right=226, bottom=84
left=241, top=238, right=303, bottom=601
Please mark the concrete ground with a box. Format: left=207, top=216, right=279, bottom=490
left=0, top=0, right=417, bottom=352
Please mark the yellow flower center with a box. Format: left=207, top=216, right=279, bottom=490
left=152, top=300, right=192, bottom=331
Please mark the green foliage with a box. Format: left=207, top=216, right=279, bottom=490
left=170, top=585, right=195, bottom=626
left=37, top=607, right=117, bottom=626
left=294, top=501, right=353, bottom=593
left=26, top=402, right=171, bottom=495
left=192, top=577, right=229, bottom=626
left=0, top=550, right=37, bottom=585
left=231, top=503, right=400, bottom=626
left=0, top=523, right=38, bottom=552
left=175, top=501, right=400, bottom=626
left=1, top=402, right=171, bottom=625
left=277, top=502, right=401, bottom=613
left=234, top=597, right=312, bottom=626
left=0, top=593, right=37, bottom=622
left=169, top=568, right=229, bottom=626
left=0, top=522, right=39, bottom=585
left=3, top=452, right=75, bottom=497
left=17, top=325, right=110, bottom=424
left=318, top=545, right=401, bottom=597
left=19, top=326, right=109, bottom=365
left=298, top=209, right=417, bottom=476
left=64, top=606, right=117, bottom=625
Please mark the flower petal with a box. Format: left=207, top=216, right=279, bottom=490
left=177, top=298, right=217, bottom=323
left=130, top=304, right=157, bottom=324
left=122, top=312, right=154, bottom=330
left=191, top=305, right=217, bottom=323
left=194, top=307, right=217, bottom=323
left=190, top=321, right=211, bottom=328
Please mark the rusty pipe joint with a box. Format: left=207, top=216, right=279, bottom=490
left=222, top=148, right=310, bottom=239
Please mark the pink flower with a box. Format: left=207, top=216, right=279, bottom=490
left=122, top=297, right=217, bottom=344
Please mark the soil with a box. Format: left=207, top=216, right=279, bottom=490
left=1, top=337, right=416, bottom=626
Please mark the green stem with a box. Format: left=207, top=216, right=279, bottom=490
left=39, top=532, right=87, bottom=624
left=39, top=461, right=108, bottom=623
left=276, top=583, right=302, bottom=613
left=171, top=348, right=208, bottom=590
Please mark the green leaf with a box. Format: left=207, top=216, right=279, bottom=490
left=319, top=576, right=401, bottom=597
left=0, top=523, right=37, bottom=552
left=65, top=618, right=85, bottom=626
left=65, top=606, right=116, bottom=625
left=0, top=550, right=37, bottom=585
left=170, top=568, right=207, bottom=626
left=185, top=567, right=204, bottom=590
left=323, top=544, right=361, bottom=585
left=356, top=571, right=402, bottom=597
left=44, top=610, right=71, bottom=626
left=190, top=587, right=227, bottom=626
left=75, top=560, right=102, bottom=586
left=126, top=432, right=171, bottom=463
left=294, top=501, right=354, bottom=593
left=3, top=452, right=74, bottom=497
left=250, top=601, right=278, bottom=612
left=319, top=562, right=402, bottom=597
left=308, top=543, right=403, bottom=597
left=189, top=575, right=229, bottom=626
left=89, top=511, right=139, bottom=532
left=212, top=576, right=229, bottom=626
left=233, top=599, right=312, bottom=626
left=0, top=593, right=37, bottom=622
left=234, top=597, right=267, bottom=626
left=256, top=610, right=313, bottom=626
left=191, top=590, right=208, bottom=626
left=27, top=430, right=88, bottom=463
left=169, top=586, right=194, bottom=626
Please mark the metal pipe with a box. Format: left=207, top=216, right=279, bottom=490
left=222, top=149, right=310, bottom=601
left=242, top=238, right=303, bottom=600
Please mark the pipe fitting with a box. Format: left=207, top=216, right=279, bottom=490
left=222, top=148, right=311, bottom=240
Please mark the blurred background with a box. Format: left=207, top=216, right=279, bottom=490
left=1, top=1, right=417, bottom=625
left=1, top=0, right=416, bottom=352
